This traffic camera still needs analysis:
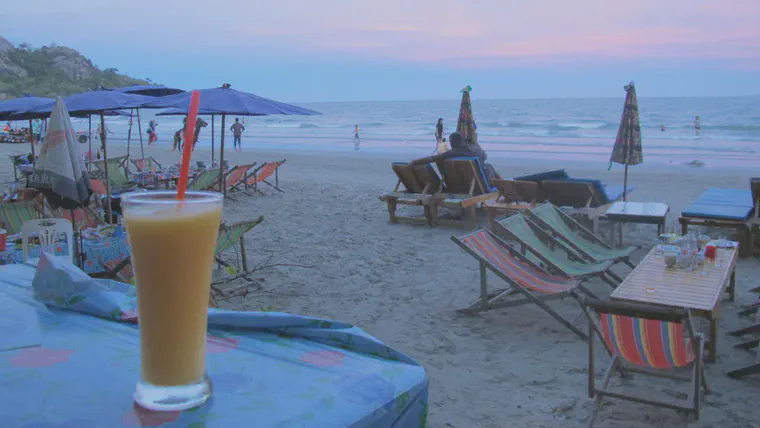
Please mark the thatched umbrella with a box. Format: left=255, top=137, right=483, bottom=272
left=609, top=82, right=642, bottom=201
left=456, top=85, right=477, bottom=145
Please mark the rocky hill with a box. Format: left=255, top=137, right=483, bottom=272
left=0, top=36, right=150, bottom=100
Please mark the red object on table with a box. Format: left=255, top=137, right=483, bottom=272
left=704, top=245, right=717, bottom=261
left=0, top=229, right=6, bottom=251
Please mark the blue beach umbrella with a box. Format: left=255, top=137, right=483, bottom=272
left=0, top=95, right=55, bottom=157
left=145, top=83, right=320, bottom=196
left=112, top=85, right=185, bottom=97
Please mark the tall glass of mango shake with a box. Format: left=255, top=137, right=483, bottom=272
left=123, top=190, right=223, bottom=411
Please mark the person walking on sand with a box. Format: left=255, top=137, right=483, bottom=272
left=230, top=118, right=246, bottom=152
left=147, top=120, right=158, bottom=145
left=352, top=125, right=361, bottom=151
left=694, top=116, right=701, bottom=136
left=434, top=118, right=450, bottom=154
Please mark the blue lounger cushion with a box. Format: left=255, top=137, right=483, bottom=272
left=516, top=169, right=570, bottom=182
left=562, top=178, right=635, bottom=205
left=682, top=188, right=754, bottom=221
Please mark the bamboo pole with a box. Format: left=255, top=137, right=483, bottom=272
left=220, top=114, right=226, bottom=196
left=100, top=114, right=112, bottom=224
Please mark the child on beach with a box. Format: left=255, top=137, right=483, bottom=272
left=694, top=116, right=701, bottom=135
left=352, top=125, right=361, bottom=151
left=147, top=120, right=158, bottom=145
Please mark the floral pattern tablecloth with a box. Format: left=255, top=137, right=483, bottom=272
left=0, top=226, right=129, bottom=274
left=0, top=260, right=429, bottom=427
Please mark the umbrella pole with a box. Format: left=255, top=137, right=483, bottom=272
left=211, top=115, right=215, bottom=166
left=623, top=163, right=629, bottom=202
left=100, top=114, right=113, bottom=224
left=126, top=109, right=133, bottom=159
left=71, top=209, right=83, bottom=268
left=136, top=109, right=145, bottom=161
left=220, top=114, right=226, bottom=196
left=28, top=119, right=36, bottom=159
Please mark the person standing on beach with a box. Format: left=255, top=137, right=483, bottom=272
left=352, top=125, right=361, bottom=150
left=230, top=118, right=246, bottom=152
left=96, top=121, right=113, bottom=152
left=147, top=120, right=158, bottom=145
left=694, top=116, right=701, bottom=136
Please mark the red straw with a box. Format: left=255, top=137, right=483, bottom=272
left=176, top=90, right=201, bottom=200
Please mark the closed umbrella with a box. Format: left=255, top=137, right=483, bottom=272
left=456, top=86, right=477, bottom=145
left=145, top=83, right=320, bottom=197
left=28, top=98, right=93, bottom=265
left=609, top=82, right=642, bottom=201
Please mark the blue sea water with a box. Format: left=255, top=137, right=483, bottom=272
left=65, top=96, right=760, bottom=167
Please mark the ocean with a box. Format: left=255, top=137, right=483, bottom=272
left=64, top=96, right=760, bottom=167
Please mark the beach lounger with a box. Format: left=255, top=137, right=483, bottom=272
left=188, top=169, right=223, bottom=191
left=541, top=179, right=633, bottom=209
left=526, top=203, right=637, bottom=267
left=580, top=298, right=709, bottom=427
left=220, top=163, right=257, bottom=198
left=130, top=157, right=162, bottom=173
left=214, top=217, right=265, bottom=285
left=452, top=229, right=592, bottom=340
left=0, top=199, right=42, bottom=234
left=245, top=160, right=286, bottom=193
left=679, top=188, right=754, bottom=258
left=379, top=162, right=443, bottom=226
left=429, top=157, right=499, bottom=228
left=493, top=214, right=620, bottom=286
left=485, top=179, right=545, bottom=224
left=515, top=169, right=570, bottom=182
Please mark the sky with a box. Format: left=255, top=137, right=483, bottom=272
left=2, top=0, right=760, bottom=102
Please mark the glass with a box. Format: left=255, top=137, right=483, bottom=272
left=122, top=191, right=223, bottom=411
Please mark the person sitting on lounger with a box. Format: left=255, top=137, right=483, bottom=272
left=409, top=131, right=500, bottom=183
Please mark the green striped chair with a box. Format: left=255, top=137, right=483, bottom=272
left=90, top=156, right=135, bottom=191
left=130, top=157, right=163, bottom=173
left=0, top=200, right=42, bottom=234
left=494, top=214, right=621, bottom=287
left=526, top=203, right=637, bottom=268
left=188, top=169, right=222, bottom=191
left=453, top=229, right=592, bottom=340
left=581, top=298, right=709, bottom=426
left=214, top=216, right=265, bottom=284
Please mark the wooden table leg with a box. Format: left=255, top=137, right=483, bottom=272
left=729, top=268, right=736, bottom=302
left=708, top=314, right=718, bottom=363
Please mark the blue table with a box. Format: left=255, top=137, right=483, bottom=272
left=0, top=263, right=429, bottom=427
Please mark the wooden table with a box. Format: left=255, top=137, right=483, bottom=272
left=606, top=202, right=669, bottom=246
left=611, top=245, right=737, bottom=362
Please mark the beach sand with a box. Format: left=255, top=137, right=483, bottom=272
left=3, top=140, right=760, bottom=427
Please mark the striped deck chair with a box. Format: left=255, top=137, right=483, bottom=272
left=0, top=199, right=42, bottom=234
left=493, top=214, right=621, bottom=287
left=214, top=216, right=265, bottom=284
left=526, top=203, right=637, bottom=267
left=245, top=160, right=286, bottom=193
left=453, top=229, right=593, bottom=340
left=95, top=257, right=218, bottom=308
left=188, top=169, right=222, bottom=191
left=220, top=163, right=257, bottom=197
left=379, top=162, right=443, bottom=226
left=90, top=156, right=136, bottom=191
left=130, top=157, right=162, bottom=173
left=581, top=298, right=709, bottom=427
left=50, top=206, right=105, bottom=230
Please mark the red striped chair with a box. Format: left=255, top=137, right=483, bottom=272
left=452, top=229, right=593, bottom=340
left=221, top=163, right=257, bottom=197
left=245, top=160, right=285, bottom=193
left=581, top=298, right=709, bottom=427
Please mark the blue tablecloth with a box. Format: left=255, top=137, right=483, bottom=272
left=0, top=261, right=429, bottom=427
left=0, top=229, right=130, bottom=274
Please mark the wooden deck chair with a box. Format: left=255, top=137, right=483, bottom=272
left=214, top=216, right=265, bottom=284
left=429, top=158, right=499, bottom=228
left=221, top=163, right=257, bottom=197
left=245, top=160, right=286, bottom=193
left=188, top=169, right=223, bottom=191
left=526, top=203, right=637, bottom=267
left=0, top=199, right=43, bottom=234
left=679, top=188, right=754, bottom=258
left=130, top=157, right=162, bottom=173
left=493, top=214, right=621, bottom=287
left=379, top=162, right=443, bottom=226
left=541, top=180, right=603, bottom=209
left=94, top=256, right=219, bottom=308
left=452, top=229, right=593, bottom=340
left=580, top=298, right=709, bottom=427
left=727, top=310, right=760, bottom=378
left=486, top=179, right=544, bottom=224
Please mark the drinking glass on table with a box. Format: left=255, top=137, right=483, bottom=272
left=122, top=191, right=223, bottom=411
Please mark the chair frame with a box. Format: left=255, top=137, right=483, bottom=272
left=580, top=298, right=709, bottom=427
left=525, top=203, right=637, bottom=268
left=213, top=217, right=265, bottom=285
left=222, top=163, right=257, bottom=198
left=429, top=159, right=499, bottom=229
left=485, top=179, right=544, bottom=224
left=245, top=160, right=286, bottom=194
left=452, top=229, right=595, bottom=340
left=492, top=214, right=622, bottom=287
left=380, top=163, right=443, bottom=227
